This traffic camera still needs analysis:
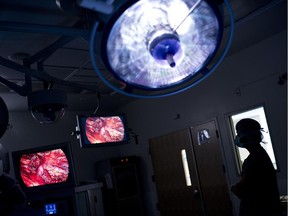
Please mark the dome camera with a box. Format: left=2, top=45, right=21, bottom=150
left=27, top=89, right=67, bottom=124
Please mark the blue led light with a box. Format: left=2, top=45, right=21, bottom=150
left=45, top=203, right=57, bottom=215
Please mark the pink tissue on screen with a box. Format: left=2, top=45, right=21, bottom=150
left=85, top=116, right=125, bottom=144
left=19, top=149, right=69, bottom=187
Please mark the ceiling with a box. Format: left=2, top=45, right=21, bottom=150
left=0, top=0, right=286, bottom=112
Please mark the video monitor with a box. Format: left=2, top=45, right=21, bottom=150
left=76, top=113, right=130, bottom=148
left=12, top=142, right=77, bottom=192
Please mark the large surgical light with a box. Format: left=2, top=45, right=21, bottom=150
left=90, top=0, right=234, bottom=98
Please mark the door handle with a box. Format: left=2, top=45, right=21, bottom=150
left=194, top=187, right=200, bottom=197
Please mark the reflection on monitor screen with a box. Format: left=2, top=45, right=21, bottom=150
left=20, top=149, right=69, bottom=187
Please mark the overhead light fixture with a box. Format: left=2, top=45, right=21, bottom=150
left=90, top=0, right=234, bottom=98
left=27, top=89, right=67, bottom=124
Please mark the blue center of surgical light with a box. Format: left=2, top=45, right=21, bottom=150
left=149, top=33, right=180, bottom=67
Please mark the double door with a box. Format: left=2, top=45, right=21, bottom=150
left=149, top=120, right=233, bottom=216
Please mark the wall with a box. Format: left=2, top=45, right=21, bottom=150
left=117, top=30, right=287, bottom=216
left=0, top=32, right=286, bottom=216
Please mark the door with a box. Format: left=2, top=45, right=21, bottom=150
left=149, top=128, right=204, bottom=216
left=149, top=120, right=233, bottom=216
left=190, top=120, right=233, bottom=216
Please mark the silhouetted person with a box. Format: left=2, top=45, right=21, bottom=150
left=0, top=173, right=40, bottom=216
left=231, top=118, right=281, bottom=216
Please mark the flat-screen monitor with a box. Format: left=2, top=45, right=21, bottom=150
left=12, top=142, right=77, bottom=193
left=76, top=113, right=130, bottom=148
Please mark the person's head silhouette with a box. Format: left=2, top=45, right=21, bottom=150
left=234, top=118, right=263, bottom=149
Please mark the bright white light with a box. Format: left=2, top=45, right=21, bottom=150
left=106, top=0, right=220, bottom=89
left=181, top=149, right=192, bottom=186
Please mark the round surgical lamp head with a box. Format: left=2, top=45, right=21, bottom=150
left=27, top=89, right=67, bottom=124
left=90, top=0, right=233, bottom=97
